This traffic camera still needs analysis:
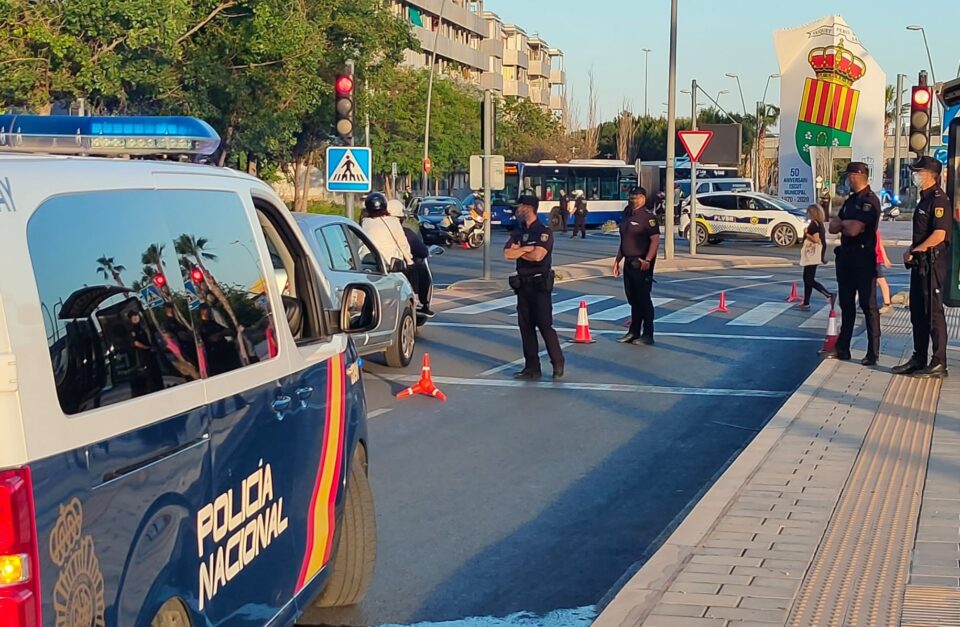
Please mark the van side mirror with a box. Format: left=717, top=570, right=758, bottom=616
left=341, top=284, right=379, bottom=334
left=388, top=258, right=406, bottom=274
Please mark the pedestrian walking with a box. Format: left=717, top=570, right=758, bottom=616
left=875, top=229, right=894, bottom=313
left=823, top=162, right=881, bottom=365
left=558, top=189, right=570, bottom=233
left=797, top=204, right=834, bottom=311
left=613, top=187, right=661, bottom=345
left=504, top=194, right=564, bottom=380
left=571, top=192, right=588, bottom=239
left=892, top=156, right=953, bottom=378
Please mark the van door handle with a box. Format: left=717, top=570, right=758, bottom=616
left=272, top=395, right=293, bottom=420
left=296, top=386, right=314, bottom=407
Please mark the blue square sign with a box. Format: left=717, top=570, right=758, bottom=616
left=326, top=147, right=372, bottom=193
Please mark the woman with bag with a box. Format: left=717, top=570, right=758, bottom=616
left=797, top=204, right=834, bottom=311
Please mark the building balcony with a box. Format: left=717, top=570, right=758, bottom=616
left=529, top=87, right=548, bottom=106
left=549, top=68, right=565, bottom=85
left=503, top=48, right=529, bottom=69
left=412, top=26, right=486, bottom=71
left=503, top=79, right=529, bottom=99
left=528, top=59, right=550, bottom=79
left=481, top=38, right=503, bottom=59
left=407, top=0, right=486, bottom=36
left=550, top=94, right=566, bottom=111
left=481, top=72, right=504, bottom=93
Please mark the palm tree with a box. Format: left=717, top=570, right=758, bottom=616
left=95, top=255, right=127, bottom=287
left=175, top=234, right=249, bottom=363
left=141, top=245, right=193, bottom=330
left=884, top=84, right=897, bottom=135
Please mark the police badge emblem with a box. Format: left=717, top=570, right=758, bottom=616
left=935, top=207, right=944, bottom=219
left=648, top=219, right=657, bottom=228
left=540, top=233, right=549, bottom=242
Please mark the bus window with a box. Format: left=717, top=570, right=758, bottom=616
left=544, top=173, right=568, bottom=202
left=599, top=171, right=619, bottom=200
left=522, top=175, right=542, bottom=198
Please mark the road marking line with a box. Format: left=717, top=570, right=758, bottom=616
left=511, top=295, right=613, bottom=317
left=656, top=300, right=735, bottom=324
left=591, top=298, right=674, bottom=321
left=445, top=295, right=517, bottom=315
left=422, top=322, right=821, bottom=341
left=367, top=408, right=393, bottom=419
left=479, top=341, right=575, bottom=376
left=728, top=302, right=795, bottom=326
left=800, top=303, right=833, bottom=328
left=694, top=279, right=796, bottom=301
left=661, top=274, right=773, bottom=284
left=387, top=375, right=790, bottom=398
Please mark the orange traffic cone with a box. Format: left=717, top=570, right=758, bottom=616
left=786, top=282, right=802, bottom=303
left=820, top=307, right=839, bottom=354
left=709, top=291, right=730, bottom=314
left=396, top=353, right=447, bottom=401
left=572, top=300, right=596, bottom=343
left=460, top=241, right=471, bottom=249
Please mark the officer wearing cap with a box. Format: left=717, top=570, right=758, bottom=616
left=892, top=156, right=953, bottom=378
left=504, top=194, right=564, bottom=380
left=825, top=162, right=882, bottom=365
left=613, top=186, right=661, bottom=345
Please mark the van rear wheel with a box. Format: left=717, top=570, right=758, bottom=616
left=149, top=599, right=191, bottom=627
left=312, top=447, right=377, bottom=608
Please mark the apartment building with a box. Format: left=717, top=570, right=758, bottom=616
left=387, top=0, right=567, bottom=118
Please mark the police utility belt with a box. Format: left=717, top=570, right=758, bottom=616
left=509, top=271, right=555, bottom=293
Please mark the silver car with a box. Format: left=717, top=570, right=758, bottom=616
left=293, top=213, right=418, bottom=367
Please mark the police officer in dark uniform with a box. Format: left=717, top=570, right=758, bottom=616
left=892, top=156, right=952, bottom=378
left=824, top=162, right=882, bottom=365
left=504, top=194, right=565, bottom=380
left=613, top=186, right=661, bottom=345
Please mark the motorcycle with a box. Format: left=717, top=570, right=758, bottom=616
left=434, top=208, right=486, bottom=248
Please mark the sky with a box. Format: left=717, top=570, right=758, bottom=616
left=490, top=0, right=960, bottom=123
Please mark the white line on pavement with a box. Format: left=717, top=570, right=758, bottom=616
left=367, top=408, right=393, bottom=419
left=511, top=295, right=612, bottom=317
left=728, top=301, right=795, bottom=326
left=479, top=341, right=574, bottom=376
left=657, top=300, right=736, bottom=324
left=800, top=304, right=833, bottom=328
left=444, top=295, right=517, bottom=315
left=661, top=274, right=773, bottom=284
left=591, top=298, right=674, bottom=321
left=387, top=375, right=790, bottom=398
left=694, top=279, right=795, bottom=301
left=421, top=322, right=822, bottom=342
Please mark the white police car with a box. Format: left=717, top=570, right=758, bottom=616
left=0, top=115, right=377, bottom=626
left=679, top=191, right=808, bottom=247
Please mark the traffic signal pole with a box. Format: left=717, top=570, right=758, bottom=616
left=689, top=79, right=698, bottom=256
left=482, top=90, right=493, bottom=280
left=664, top=0, right=678, bottom=260
left=893, top=73, right=904, bottom=195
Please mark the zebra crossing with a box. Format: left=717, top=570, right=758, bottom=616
left=443, top=294, right=836, bottom=330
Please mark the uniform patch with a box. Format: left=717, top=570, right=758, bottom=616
left=648, top=219, right=657, bottom=228
left=522, top=234, right=529, bottom=242
left=540, top=233, right=549, bottom=242
left=935, top=207, right=944, bottom=218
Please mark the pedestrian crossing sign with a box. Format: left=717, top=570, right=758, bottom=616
left=326, top=146, right=372, bottom=193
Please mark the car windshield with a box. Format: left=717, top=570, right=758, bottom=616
left=762, top=196, right=797, bottom=211
left=421, top=203, right=453, bottom=216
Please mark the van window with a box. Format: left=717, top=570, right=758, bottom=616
left=28, top=190, right=276, bottom=414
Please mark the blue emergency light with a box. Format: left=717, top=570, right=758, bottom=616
left=0, top=114, right=220, bottom=156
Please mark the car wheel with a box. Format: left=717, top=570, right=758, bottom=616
left=385, top=308, right=415, bottom=368
left=468, top=230, right=484, bottom=249
left=696, top=223, right=709, bottom=247
left=772, top=223, right=798, bottom=247
left=311, top=446, right=377, bottom=608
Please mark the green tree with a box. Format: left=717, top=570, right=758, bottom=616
left=497, top=96, right=566, bottom=162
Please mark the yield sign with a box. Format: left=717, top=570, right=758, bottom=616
left=678, top=130, right=714, bottom=162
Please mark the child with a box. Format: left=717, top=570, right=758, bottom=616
left=876, top=229, right=893, bottom=314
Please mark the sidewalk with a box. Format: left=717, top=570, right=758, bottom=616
left=594, top=313, right=960, bottom=627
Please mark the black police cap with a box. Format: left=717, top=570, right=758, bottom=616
left=629, top=186, right=648, bottom=196
left=517, top=194, right=539, bottom=210
left=845, top=161, right=869, bottom=176
left=910, top=155, right=942, bottom=177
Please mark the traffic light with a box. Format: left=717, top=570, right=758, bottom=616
left=190, top=268, right=204, bottom=284
left=153, top=273, right=167, bottom=289
left=909, top=73, right=932, bottom=156
left=334, top=73, right=355, bottom=144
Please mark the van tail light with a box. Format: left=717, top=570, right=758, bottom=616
left=0, top=468, right=41, bottom=626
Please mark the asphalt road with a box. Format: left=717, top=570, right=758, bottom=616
left=296, top=263, right=892, bottom=627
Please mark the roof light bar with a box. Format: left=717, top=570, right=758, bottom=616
left=0, top=115, right=221, bottom=157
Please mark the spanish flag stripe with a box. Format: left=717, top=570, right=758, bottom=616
left=296, top=354, right=346, bottom=590
left=802, top=79, right=817, bottom=123
left=321, top=362, right=347, bottom=563
left=844, top=90, right=859, bottom=133
left=830, top=83, right=843, bottom=129
left=815, top=82, right=830, bottom=126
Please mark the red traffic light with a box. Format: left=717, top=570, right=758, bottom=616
left=153, top=274, right=167, bottom=288
left=190, top=268, right=204, bottom=284
left=335, top=75, right=354, bottom=96
left=913, top=88, right=931, bottom=107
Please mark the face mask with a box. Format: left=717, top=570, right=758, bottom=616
left=912, top=172, right=922, bottom=187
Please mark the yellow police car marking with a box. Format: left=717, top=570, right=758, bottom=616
left=750, top=216, right=760, bottom=225
left=935, top=207, right=944, bottom=218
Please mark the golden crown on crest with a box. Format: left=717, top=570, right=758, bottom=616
left=807, top=39, right=866, bottom=86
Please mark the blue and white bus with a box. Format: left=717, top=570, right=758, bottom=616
left=491, top=160, right=638, bottom=228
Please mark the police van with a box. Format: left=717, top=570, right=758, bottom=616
left=0, top=115, right=377, bottom=626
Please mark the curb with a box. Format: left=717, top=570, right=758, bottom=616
left=592, top=358, right=840, bottom=626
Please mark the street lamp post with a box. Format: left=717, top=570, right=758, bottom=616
left=422, top=0, right=448, bottom=197
left=756, top=73, right=781, bottom=191
left=664, top=0, right=678, bottom=261
left=724, top=73, right=747, bottom=115
left=907, top=25, right=941, bottom=127
left=642, top=48, right=652, bottom=117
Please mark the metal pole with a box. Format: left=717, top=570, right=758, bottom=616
left=893, top=73, right=904, bottom=200
left=664, top=0, right=678, bottom=261
left=345, top=60, right=356, bottom=222
left=482, top=90, right=493, bottom=280
left=422, top=0, right=448, bottom=197
left=755, top=101, right=762, bottom=190
left=364, top=78, right=371, bottom=148
left=642, top=48, right=652, bottom=117
left=690, top=79, right=698, bottom=256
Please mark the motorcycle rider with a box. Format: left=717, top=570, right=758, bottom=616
left=388, top=200, right=435, bottom=317
left=361, top=192, right=412, bottom=268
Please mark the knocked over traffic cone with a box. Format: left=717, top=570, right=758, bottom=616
left=820, top=307, right=839, bottom=354
left=396, top=353, right=447, bottom=402
left=709, top=291, right=730, bottom=314
left=786, top=282, right=802, bottom=303
left=572, top=300, right=596, bottom=343
left=460, top=241, right=471, bottom=249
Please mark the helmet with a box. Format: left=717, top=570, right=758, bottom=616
left=386, top=199, right=405, bottom=218
left=364, top=192, right=389, bottom=215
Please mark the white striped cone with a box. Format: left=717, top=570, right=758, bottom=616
left=822, top=307, right=839, bottom=352
left=572, top=300, right=596, bottom=344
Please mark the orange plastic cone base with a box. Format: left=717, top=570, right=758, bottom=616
left=786, top=282, right=802, bottom=303
left=395, top=353, right=447, bottom=402
left=460, top=242, right=471, bottom=249
left=572, top=300, right=596, bottom=343
left=821, top=309, right=839, bottom=352
left=709, top=291, right=730, bottom=314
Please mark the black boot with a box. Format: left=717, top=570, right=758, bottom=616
left=892, top=356, right=926, bottom=376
